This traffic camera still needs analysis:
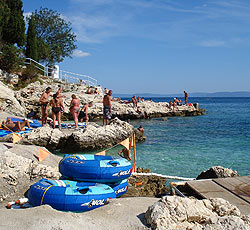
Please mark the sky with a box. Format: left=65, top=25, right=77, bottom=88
left=22, top=0, right=250, bottom=94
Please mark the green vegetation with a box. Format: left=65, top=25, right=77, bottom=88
left=25, top=16, right=38, bottom=61
left=0, top=1, right=77, bottom=87
left=31, top=7, right=77, bottom=64
left=2, top=0, right=25, bottom=46
left=0, top=0, right=10, bottom=43
left=0, top=44, right=23, bottom=73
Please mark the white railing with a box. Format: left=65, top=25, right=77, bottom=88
left=59, top=70, right=98, bottom=87
left=24, top=58, right=48, bottom=76
left=24, top=58, right=98, bottom=87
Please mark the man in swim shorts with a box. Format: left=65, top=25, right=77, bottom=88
left=40, top=87, right=52, bottom=126
left=103, top=90, right=112, bottom=126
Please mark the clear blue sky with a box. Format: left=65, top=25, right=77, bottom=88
left=22, top=0, right=250, bottom=94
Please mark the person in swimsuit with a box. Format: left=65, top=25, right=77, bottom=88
left=70, top=94, right=81, bottom=128
left=78, top=102, right=93, bottom=123
left=118, top=148, right=132, bottom=161
left=184, top=91, right=188, bottom=104
left=40, top=87, right=52, bottom=126
left=2, top=118, right=31, bottom=132
left=50, top=94, right=63, bottom=130
left=103, top=90, right=112, bottom=126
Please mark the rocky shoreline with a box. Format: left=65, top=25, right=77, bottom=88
left=1, top=76, right=248, bottom=230
left=0, top=77, right=205, bottom=121
left=0, top=142, right=249, bottom=230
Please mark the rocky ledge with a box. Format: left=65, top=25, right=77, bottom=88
left=0, top=118, right=145, bottom=152
left=145, top=196, right=250, bottom=230
left=0, top=143, right=61, bottom=204
left=0, top=77, right=205, bottom=121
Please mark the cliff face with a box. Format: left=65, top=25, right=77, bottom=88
left=0, top=81, right=26, bottom=116
left=0, top=143, right=61, bottom=204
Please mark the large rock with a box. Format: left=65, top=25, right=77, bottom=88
left=145, top=196, right=250, bottom=230
left=0, top=81, right=26, bottom=116
left=0, top=143, right=61, bottom=204
left=196, top=166, right=239, bottom=180
left=18, top=118, right=145, bottom=151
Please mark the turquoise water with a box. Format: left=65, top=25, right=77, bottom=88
left=127, top=97, right=250, bottom=178
left=60, top=97, right=250, bottom=179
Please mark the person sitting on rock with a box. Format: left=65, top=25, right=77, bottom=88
left=2, top=118, right=31, bottom=132
left=136, top=106, right=145, bottom=118
left=78, top=102, right=93, bottom=123
left=118, top=148, right=132, bottom=161
left=138, top=125, right=144, bottom=133
left=168, top=100, right=173, bottom=109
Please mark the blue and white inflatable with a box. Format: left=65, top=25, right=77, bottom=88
left=28, top=179, right=116, bottom=211
left=109, top=179, right=129, bottom=197
left=59, top=154, right=132, bottom=183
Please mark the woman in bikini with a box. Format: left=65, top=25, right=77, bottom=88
left=70, top=94, right=81, bottom=128
left=50, top=94, right=63, bottom=130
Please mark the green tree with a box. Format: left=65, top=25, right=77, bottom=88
left=31, top=7, right=77, bottom=64
left=2, top=0, right=25, bottom=46
left=0, top=44, right=24, bottom=73
left=0, top=0, right=10, bottom=44
left=25, top=16, right=38, bottom=61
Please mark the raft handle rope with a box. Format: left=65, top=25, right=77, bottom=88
left=40, top=185, right=53, bottom=205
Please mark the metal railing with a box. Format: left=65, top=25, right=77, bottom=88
left=24, top=58, right=98, bottom=87
left=59, top=70, right=98, bottom=87
left=24, top=58, right=48, bottom=76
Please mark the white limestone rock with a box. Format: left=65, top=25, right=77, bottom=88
left=0, top=81, right=26, bottom=116
left=145, top=196, right=250, bottom=230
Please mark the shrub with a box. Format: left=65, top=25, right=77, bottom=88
left=0, top=44, right=24, bottom=73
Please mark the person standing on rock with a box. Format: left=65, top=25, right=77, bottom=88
left=40, top=87, right=52, bottom=126
left=50, top=94, right=63, bottom=130
left=70, top=94, right=81, bottom=129
left=184, top=91, right=188, bottom=104
left=103, top=90, right=112, bottom=126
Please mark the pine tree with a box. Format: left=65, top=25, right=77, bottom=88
left=0, top=0, right=10, bottom=43
left=26, top=16, right=38, bottom=61
left=2, top=0, right=25, bottom=46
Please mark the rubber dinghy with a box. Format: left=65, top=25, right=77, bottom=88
left=28, top=179, right=116, bottom=211
left=108, top=179, right=129, bottom=197
left=59, top=154, right=132, bottom=183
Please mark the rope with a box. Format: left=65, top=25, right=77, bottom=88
left=40, top=185, right=53, bottom=205
left=132, top=172, right=195, bottom=181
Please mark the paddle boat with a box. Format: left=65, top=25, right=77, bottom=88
left=59, top=154, right=132, bottom=183
left=28, top=178, right=116, bottom=211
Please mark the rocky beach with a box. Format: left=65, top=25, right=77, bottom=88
left=1, top=74, right=249, bottom=230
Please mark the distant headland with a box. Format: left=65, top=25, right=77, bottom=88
left=114, top=91, right=250, bottom=98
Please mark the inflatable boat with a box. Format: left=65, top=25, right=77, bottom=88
left=28, top=179, right=116, bottom=211
left=59, top=154, right=132, bottom=183
left=109, top=179, right=129, bottom=197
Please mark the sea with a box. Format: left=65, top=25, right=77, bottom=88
left=63, top=97, right=250, bottom=179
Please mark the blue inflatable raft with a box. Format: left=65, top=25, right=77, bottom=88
left=109, top=179, right=129, bottom=197
left=59, top=154, right=132, bottom=183
left=28, top=179, right=116, bottom=211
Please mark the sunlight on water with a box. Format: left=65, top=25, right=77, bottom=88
left=57, top=97, right=250, bottom=178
